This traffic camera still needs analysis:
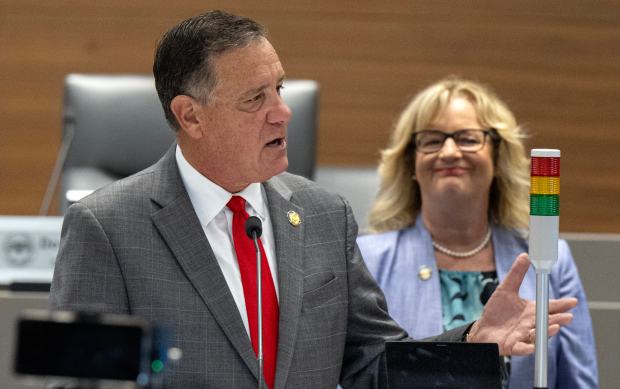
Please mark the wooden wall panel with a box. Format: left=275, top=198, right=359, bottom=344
left=0, top=0, right=618, bottom=232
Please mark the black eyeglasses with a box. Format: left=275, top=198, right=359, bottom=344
left=413, top=129, right=498, bottom=154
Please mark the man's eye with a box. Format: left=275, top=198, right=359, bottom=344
left=247, top=93, right=263, bottom=103
left=276, top=85, right=285, bottom=95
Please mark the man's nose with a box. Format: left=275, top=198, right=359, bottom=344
left=268, top=95, right=292, bottom=125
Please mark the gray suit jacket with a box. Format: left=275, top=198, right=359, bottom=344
left=50, top=147, right=466, bottom=388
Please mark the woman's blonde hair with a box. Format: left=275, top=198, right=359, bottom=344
left=368, top=76, right=530, bottom=233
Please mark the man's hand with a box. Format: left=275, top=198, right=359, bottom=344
left=467, top=253, right=577, bottom=355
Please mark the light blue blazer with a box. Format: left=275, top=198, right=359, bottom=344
left=357, top=216, right=598, bottom=389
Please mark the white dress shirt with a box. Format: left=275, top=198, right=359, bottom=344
left=175, top=146, right=279, bottom=336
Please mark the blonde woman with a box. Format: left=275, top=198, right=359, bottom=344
left=358, top=77, right=598, bottom=388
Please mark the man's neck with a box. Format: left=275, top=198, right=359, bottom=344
left=178, top=140, right=251, bottom=193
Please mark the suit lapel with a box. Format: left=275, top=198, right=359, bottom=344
left=149, top=148, right=259, bottom=379
left=263, top=176, right=304, bottom=389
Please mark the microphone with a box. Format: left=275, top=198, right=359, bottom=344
left=245, top=216, right=264, bottom=389
left=245, top=216, right=263, bottom=240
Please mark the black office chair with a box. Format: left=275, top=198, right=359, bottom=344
left=56, top=74, right=319, bottom=212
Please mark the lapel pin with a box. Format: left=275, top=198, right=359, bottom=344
left=287, top=210, right=301, bottom=227
left=418, top=265, right=432, bottom=281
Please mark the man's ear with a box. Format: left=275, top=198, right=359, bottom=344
left=170, top=95, right=205, bottom=139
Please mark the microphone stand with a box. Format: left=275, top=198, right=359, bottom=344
left=246, top=216, right=264, bottom=389
left=251, top=232, right=264, bottom=389
left=39, top=122, right=75, bottom=215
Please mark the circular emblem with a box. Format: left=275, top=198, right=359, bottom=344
left=287, top=211, right=301, bottom=227
left=3, top=233, right=35, bottom=267
left=418, top=265, right=432, bottom=281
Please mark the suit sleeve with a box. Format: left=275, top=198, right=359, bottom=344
left=49, top=202, right=130, bottom=314
left=339, top=199, right=469, bottom=388
left=338, top=197, right=407, bottom=388
left=552, top=240, right=599, bottom=387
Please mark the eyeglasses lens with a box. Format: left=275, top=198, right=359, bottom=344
left=416, top=130, right=487, bottom=153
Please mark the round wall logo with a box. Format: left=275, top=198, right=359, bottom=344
left=3, top=233, right=35, bottom=267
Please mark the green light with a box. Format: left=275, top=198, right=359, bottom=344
left=530, top=194, right=559, bottom=216
left=151, top=359, right=164, bottom=373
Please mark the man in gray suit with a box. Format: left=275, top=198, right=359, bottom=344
left=50, top=10, right=576, bottom=388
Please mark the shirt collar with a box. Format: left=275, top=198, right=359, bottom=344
left=175, top=145, right=267, bottom=225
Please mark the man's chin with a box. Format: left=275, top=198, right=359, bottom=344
left=271, top=162, right=289, bottom=178
left=258, top=160, right=288, bottom=182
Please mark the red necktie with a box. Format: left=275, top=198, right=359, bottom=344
left=227, top=196, right=279, bottom=389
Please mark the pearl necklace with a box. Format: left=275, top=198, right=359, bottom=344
left=432, top=229, right=492, bottom=258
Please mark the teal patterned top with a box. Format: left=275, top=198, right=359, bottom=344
left=439, top=269, right=499, bottom=331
